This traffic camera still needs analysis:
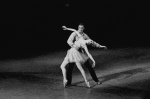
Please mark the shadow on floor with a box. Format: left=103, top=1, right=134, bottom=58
left=93, top=85, right=146, bottom=98
left=70, top=67, right=149, bottom=88
left=98, top=67, right=149, bottom=83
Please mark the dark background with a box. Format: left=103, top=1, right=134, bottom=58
left=0, top=0, right=149, bottom=60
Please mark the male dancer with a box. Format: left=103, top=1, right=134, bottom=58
left=62, top=24, right=107, bottom=87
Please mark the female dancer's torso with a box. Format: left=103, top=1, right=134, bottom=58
left=73, top=36, right=86, bottom=50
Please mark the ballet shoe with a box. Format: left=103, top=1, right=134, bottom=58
left=96, top=81, right=102, bottom=85
left=63, top=80, right=68, bottom=88
left=85, top=82, right=91, bottom=88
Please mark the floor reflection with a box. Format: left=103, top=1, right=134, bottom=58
left=62, top=85, right=143, bottom=99
left=63, top=87, right=91, bottom=99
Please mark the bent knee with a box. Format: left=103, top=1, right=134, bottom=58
left=60, top=60, right=68, bottom=69
left=60, top=65, right=65, bottom=70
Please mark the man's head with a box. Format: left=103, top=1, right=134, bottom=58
left=78, top=23, right=84, bottom=33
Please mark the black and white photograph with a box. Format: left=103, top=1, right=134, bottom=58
left=0, top=0, right=149, bottom=99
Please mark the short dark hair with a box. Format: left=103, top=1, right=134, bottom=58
left=79, top=23, right=84, bottom=26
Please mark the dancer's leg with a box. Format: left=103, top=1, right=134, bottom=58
left=84, top=60, right=99, bottom=82
left=60, top=59, right=69, bottom=86
left=75, top=62, right=90, bottom=87
left=84, top=60, right=101, bottom=84
left=66, top=63, right=75, bottom=85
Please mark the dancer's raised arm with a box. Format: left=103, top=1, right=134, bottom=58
left=62, top=26, right=81, bottom=37
left=62, top=26, right=76, bottom=32
left=88, top=39, right=107, bottom=49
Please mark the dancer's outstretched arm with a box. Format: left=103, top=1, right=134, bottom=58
left=81, top=33, right=107, bottom=49
left=62, top=26, right=76, bottom=32
left=88, top=39, right=107, bottom=49
left=62, top=26, right=81, bottom=37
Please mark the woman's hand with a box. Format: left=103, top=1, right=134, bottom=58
left=62, top=26, right=67, bottom=30
left=86, top=39, right=93, bottom=44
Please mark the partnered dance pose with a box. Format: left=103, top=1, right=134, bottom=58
left=60, top=24, right=107, bottom=88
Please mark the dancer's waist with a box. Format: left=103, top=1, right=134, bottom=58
left=71, top=46, right=85, bottom=54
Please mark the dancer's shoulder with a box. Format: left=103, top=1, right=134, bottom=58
left=82, top=33, right=90, bottom=39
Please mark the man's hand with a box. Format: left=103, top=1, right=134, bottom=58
left=92, top=62, right=95, bottom=68
left=100, top=45, right=107, bottom=49
left=102, top=46, right=107, bottom=49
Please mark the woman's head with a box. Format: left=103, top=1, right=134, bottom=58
left=85, top=39, right=93, bottom=44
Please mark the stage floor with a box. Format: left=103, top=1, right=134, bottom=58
left=1, top=48, right=150, bottom=99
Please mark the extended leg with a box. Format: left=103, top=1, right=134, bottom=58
left=60, top=59, right=69, bottom=87
left=84, top=60, right=99, bottom=82
left=75, top=62, right=90, bottom=88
